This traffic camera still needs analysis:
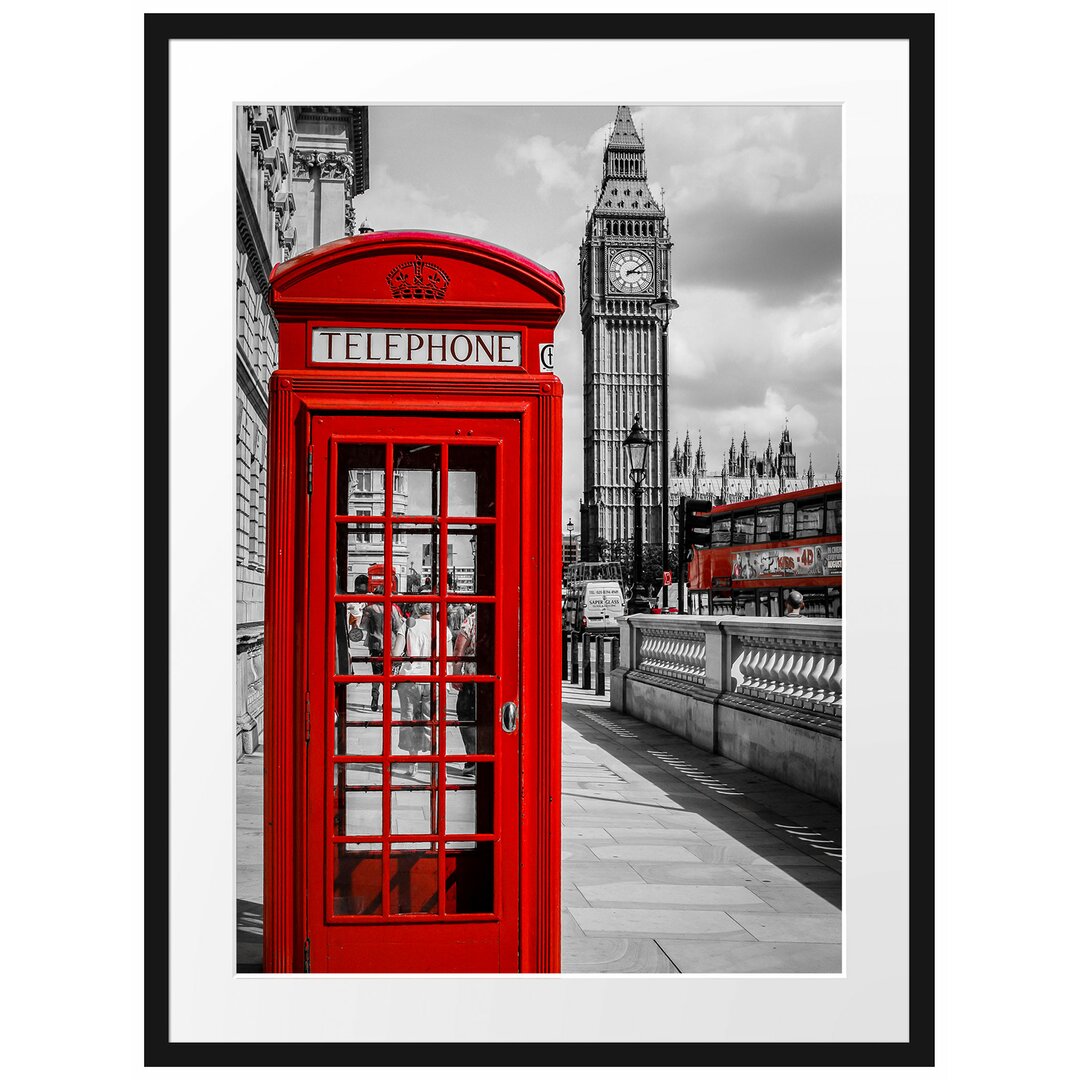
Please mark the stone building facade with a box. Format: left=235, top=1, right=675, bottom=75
left=579, top=106, right=674, bottom=558
left=235, top=105, right=369, bottom=758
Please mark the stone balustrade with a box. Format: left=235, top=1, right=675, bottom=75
left=638, top=626, right=707, bottom=685
left=610, top=615, right=842, bottom=805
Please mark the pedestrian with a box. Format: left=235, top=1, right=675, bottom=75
left=392, top=602, right=452, bottom=776
left=359, top=577, right=404, bottom=713
left=407, top=561, right=421, bottom=594
left=345, top=573, right=369, bottom=676
left=784, top=589, right=805, bottom=617
left=450, top=606, right=478, bottom=779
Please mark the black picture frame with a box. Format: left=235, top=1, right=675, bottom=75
left=146, top=12, right=934, bottom=1067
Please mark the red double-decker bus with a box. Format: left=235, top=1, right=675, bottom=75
left=687, top=483, right=842, bottom=618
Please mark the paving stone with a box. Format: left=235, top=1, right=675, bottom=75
left=569, top=906, right=755, bottom=939
left=562, top=814, right=671, bottom=830
left=589, top=844, right=702, bottom=862
left=630, top=862, right=762, bottom=887
left=561, top=840, right=600, bottom=862
left=741, top=862, right=842, bottom=886
left=561, top=883, right=591, bottom=908
left=746, top=853, right=838, bottom=868
left=678, top=843, right=782, bottom=865
left=748, top=885, right=842, bottom=913
left=561, top=936, right=679, bottom=973
left=604, top=827, right=707, bottom=844
left=560, top=861, right=646, bottom=886
left=578, top=882, right=773, bottom=910
left=728, top=912, right=842, bottom=943
left=564, top=805, right=668, bottom=821
left=656, top=938, right=842, bottom=974
left=562, top=826, right=615, bottom=841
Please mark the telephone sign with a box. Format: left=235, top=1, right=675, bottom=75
left=312, top=327, right=522, bottom=367
left=263, top=232, right=565, bottom=974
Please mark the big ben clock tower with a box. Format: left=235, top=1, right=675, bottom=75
left=579, top=105, right=674, bottom=558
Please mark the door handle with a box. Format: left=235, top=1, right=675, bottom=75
left=501, top=701, right=518, bottom=734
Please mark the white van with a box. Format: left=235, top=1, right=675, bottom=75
left=563, top=579, right=626, bottom=632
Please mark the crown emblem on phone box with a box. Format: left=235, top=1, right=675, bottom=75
left=387, top=255, right=451, bottom=300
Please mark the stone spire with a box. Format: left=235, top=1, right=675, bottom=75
left=609, top=105, right=645, bottom=149
left=603, top=105, right=647, bottom=181
left=835, top=454, right=842, bottom=483
left=778, top=420, right=796, bottom=479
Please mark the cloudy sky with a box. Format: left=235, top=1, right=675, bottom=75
left=355, top=105, right=842, bottom=529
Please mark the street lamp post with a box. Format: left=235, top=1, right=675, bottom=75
left=623, top=414, right=653, bottom=615
left=565, top=516, right=574, bottom=583
left=651, top=289, right=679, bottom=612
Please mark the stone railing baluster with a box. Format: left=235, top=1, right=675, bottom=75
left=620, top=616, right=841, bottom=725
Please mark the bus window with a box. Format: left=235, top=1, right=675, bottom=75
left=711, top=595, right=734, bottom=616
left=710, top=515, right=732, bottom=547
left=733, top=513, right=755, bottom=545
left=757, top=590, right=780, bottom=617
left=756, top=507, right=782, bottom=542
left=734, top=591, right=756, bottom=616
left=826, top=497, right=842, bottom=536
left=795, top=502, right=825, bottom=538
left=781, top=501, right=795, bottom=538
left=827, top=587, right=842, bottom=618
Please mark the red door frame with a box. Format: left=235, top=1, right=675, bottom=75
left=305, top=413, right=521, bottom=972
left=264, top=232, right=564, bottom=974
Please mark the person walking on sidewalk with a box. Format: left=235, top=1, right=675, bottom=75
left=451, top=605, right=478, bottom=779
left=360, top=577, right=404, bottom=713
left=393, top=602, right=452, bottom=777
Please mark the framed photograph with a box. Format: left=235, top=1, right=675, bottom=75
left=151, top=13, right=932, bottom=1066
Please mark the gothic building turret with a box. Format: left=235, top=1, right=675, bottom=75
left=778, top=420, right=797, bottom=479
left=668, top=423, right=837, bottom=510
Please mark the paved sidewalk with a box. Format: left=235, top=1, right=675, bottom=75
left=559, top=681, right=841, bottom=974
left=236, top=684, right=842, bottom=973
left=236, top=748, right=264, bottom=973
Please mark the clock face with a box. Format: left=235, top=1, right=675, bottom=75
left=608, top=248, right=655, bottom=294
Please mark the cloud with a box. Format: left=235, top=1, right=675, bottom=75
left=497, top=135, right=590, bottom=200
left=636, top=105, right=842, bottom=306
left=657, top=282, right=841, bottom=476
left=353, top=164, right=490, bottom=237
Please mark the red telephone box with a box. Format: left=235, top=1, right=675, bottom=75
left=263, top=231, right=564, bottom=973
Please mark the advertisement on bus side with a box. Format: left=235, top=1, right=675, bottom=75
left=729, top=542, right=842, bottom=581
